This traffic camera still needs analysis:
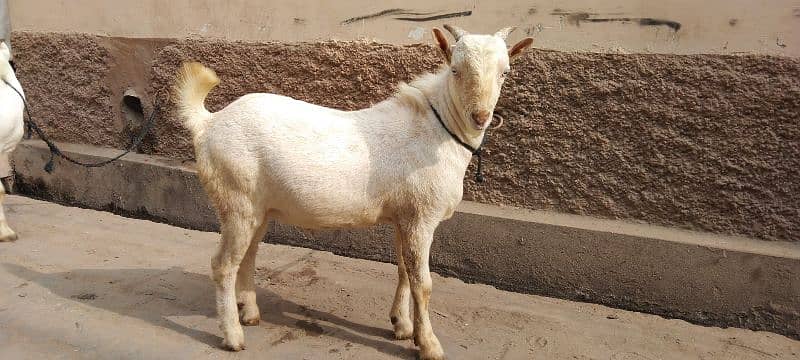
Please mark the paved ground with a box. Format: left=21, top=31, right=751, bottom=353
left=0, top=196, right=797, bottom=360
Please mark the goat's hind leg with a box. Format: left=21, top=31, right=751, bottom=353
left=0, top=181, right=17, bottom=242
left=390, top=224, right=413, bottom=339
left=236, top=218, right=269, bottom=326
left=212, top=204, right=263, bottom=351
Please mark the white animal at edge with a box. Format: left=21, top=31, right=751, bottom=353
left=0, top=40, right=23, bottom=242
left=174, top=25, right=533, bottom=360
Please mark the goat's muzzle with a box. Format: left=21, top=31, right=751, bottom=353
left=471, top=110, right=491, bottom=129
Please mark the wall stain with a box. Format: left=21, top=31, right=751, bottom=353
left=551, top=10, right=681, bottom=31
left=637, top=18, right=682, bottom=31
left=341, top=9, right=435, bottom=25
left=342, top=9, right=471, bottom=25
left=395, top=11, right=472, bottom=22
left=552, top=10, right=595, bottom=26
left=729, top=18, right=738, bottom=26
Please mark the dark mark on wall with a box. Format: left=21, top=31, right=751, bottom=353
left=637, top=18, right=682, bottom=31
left=525, top=24, right=543, bottom=36
left=551, top=10, right=594, bottom=26
left=395, top=11, right=472, bottom=22
left=777, top=38, right=787, bottom=48
left=528, top=7, right=538, bottom=15
left=794, top=8, right=800, bottom=17
left=552, top=10, right=681, bottom=31
left=341, top=9, right=435, bottom=25
left=293, top=18, right=306, bottom=25
left=729, top=18, right=738, bottom=26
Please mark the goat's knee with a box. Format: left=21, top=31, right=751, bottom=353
left=210, top=253, right=231, bottom=283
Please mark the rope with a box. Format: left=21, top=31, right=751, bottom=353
left=2, top=78, right=160, bottom=173
left=426, top=100, right=488, bottom=183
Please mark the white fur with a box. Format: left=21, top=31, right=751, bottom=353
left=175, top=27, right=532, bottom=360
left=0, top=41, right=23, bottom=242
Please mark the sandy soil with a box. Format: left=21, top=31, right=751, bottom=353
left=0, top=195, right=798, bottom=359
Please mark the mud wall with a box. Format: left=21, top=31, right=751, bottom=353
left=9, top=32, right=800, bottom=242
left=7, top=0, right=800, bottom=56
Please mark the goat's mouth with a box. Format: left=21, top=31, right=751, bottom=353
left=471, top=120, right=487, bottom=130
left=470, top=116, right=491, bottom=130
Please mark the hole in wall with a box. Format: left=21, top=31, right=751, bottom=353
left=122, top=89, right=145, bottom=128
left=121, top=88, right=151, bottom=152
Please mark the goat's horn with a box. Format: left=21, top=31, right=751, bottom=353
left=494, top=27, right=517, bottom=40
left=443, top=24, right=469, bottom=41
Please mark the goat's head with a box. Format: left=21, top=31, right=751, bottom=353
left=432, top=25, right=533, bottom=132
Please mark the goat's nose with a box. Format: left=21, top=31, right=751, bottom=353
left=471, top=110, right=491, bottom=127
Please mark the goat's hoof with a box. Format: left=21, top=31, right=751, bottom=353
left=395, top=329, right=414, bottom=341
left=418, top=348, right=445, bottom=360
left=393, top=321, right=414, bottom=340
left=240, top=305, right=261, bottom=326
left=0, top=232, right=18, bottom=242
left=240, top=316, right=260, bottom=326
left=417, top=336, right=445, bottom=360
left=221, top=338, right=246, bottom=352
left=221, top=326, right=246, bottom=351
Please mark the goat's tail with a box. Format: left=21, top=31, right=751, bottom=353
left=174, top=62, right=219, bottom=140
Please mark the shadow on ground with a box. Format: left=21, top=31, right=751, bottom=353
left=3, top=263, right=416, bottom=359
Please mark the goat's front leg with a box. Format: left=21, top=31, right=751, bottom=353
left=0, top=181, right=17, bottom=242
left=390, top=224, right=413, bottom=340
left=212, top=209, right=261, bottom=351
left=401, top=222, right=444, bottom=360
left=236, top=219, right=269, bottom=326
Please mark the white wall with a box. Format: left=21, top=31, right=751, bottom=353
left=8, top=0, right=800, bottom=56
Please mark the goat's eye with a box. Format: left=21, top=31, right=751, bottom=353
left=501, top=69, right=510, bottom=78
left=451, top=68, right=458, bottom=76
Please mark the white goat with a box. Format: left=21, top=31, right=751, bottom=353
left=0, top=41, right=23, bottom=242
left=175, top=25, right=532, bottom=359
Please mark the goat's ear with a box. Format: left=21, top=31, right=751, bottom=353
left=432, top=28, right=452, bottom=64
left=508, top=37, right=534, bottom=60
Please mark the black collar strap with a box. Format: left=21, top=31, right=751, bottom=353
left=427, top=101, right=487, bottom=183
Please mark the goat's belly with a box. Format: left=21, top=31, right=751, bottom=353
left=266, top=199, right=387, bottom=230
left=257, top=136, right=390, bottom=229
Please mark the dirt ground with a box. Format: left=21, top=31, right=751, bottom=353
left=0, top=196, right=798, bottom=360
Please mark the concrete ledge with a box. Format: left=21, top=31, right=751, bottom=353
left=11, top=140, right=800, bottom=339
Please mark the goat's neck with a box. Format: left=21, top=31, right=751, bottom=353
left=0, top=67, right=22, bottom=95
left=423, top=72, right=485, bottom=150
